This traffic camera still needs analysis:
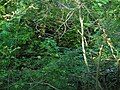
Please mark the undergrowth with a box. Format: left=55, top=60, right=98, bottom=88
left=0, top=0, right=120, bottom=90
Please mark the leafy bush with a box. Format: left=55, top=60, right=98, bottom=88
left=0, top=0, right=120, bottom=90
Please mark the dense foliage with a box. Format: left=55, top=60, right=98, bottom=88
left=0, top=0, right=120, bottom=90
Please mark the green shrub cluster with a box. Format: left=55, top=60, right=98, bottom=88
left=0, top=0, right=120, bottom=90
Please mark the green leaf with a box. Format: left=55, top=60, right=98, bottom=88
left=0, top=5, right=5, bottom=14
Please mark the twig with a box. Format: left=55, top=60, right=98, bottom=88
left=77, top=30, right=88, bottom=47
left=3, top=0, right=12, bottom=6
left=56, top=10, right=74, bottom=33
left=56, top=1, right=75, bottom=10
left=96, top=45, right=103, bottom=90
left=97, top=22, right=117, bottom=60
left=75, top=0, right=89, bottom=72
left=41, top=82, right=60, bottom=90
